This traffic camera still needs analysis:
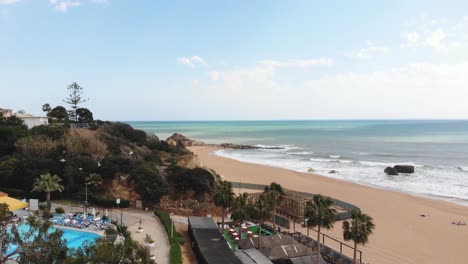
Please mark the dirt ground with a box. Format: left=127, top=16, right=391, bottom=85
left=174, top=222, right=198, bottom=264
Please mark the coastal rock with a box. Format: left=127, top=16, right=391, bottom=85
left=394, top=165, right=415, bottom=174
left=177, top=153, right=202, bottom=169
left=166, top=133, right=204, bottom=147
left=167, top=139, right=177, bottom=147
left=307, top=168, right=315, bottom=173
left=384, top=167, right=398, bottom=175
left=220, top=143, right=285, bottom=150
left=329, top=170, right=338, bottom=174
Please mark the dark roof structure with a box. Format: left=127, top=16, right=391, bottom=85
left=258, top=244, right=313, bottom=261
left=237, top=234, right=300, bottom=250
left=189, top=215, right=219, bottom=229
left=287, top=255, right=327, bottom=264
left=234, top=249, right=274, bottom=264
left=188, top=216, right=242, bottom=264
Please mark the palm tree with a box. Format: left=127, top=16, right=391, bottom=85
left=263, top=182, right=284, bottom=234
left=32, top=173, right=64, bottom=211
left=230, top=192, right=250, bottom=226
left=305, top=194, right=336, bottom=264
left=213, top=180, right=235, bottom=234
left=250, top=192, right=273, bottom=249
left=343, top=210, right=375, bottom=264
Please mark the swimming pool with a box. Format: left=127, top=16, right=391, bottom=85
left=7, top=224, right=101, bottom=255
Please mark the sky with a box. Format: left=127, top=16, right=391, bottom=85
left=1, top=0, right=468, bottom=121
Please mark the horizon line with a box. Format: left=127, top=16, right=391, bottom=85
left=116, top=118, right=468, bottom=122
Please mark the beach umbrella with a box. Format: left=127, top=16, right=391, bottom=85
left=92, top=208, right=96, bottom=218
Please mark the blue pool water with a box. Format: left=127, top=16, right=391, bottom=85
left=7, top=224, right=100, bottom=255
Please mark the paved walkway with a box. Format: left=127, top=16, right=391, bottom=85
left=126, top=210, right=170, bottom=264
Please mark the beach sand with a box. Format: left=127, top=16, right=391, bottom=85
left=189, top=146, right=468, bottom=264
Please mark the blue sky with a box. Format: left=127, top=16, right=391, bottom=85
left=1, top=0, right=468, bottom=120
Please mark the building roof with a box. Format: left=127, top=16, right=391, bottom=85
left=189, top=216, right=220, bottom=230
left=287, top=255, right=327, bottom=264
left=16, top=114, right=47, bottom=119
left=237, top=234, right=300, bottom=250
left=258, top=244, right=313, bottom=261
left=234, top=249, right=273, bottom=264
left=189, top=217, right=242, bottom=264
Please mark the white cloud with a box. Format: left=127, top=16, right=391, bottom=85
left=401, top=16, right=468, bottom=51
left=49, top=0, right=81, bottom=12
left=177, top=56, right=207, bottom=68
left=345, top=41, right=389, bottom=60
left=201, top=61, right=468, bottom=119
left=0, top=0, right=20, bottom=4
left=257, top=58, right=333, bottom=68
left=402, top=28, right=448, bottom=50
left=425, top=28, right=446, bottom=50
left=48, top=0, right=107, bottom=12
left=405, top=32, right=421, bottom=46
left=209, top=58, right=332, bottom=82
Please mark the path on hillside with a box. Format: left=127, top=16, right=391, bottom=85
left=126, top=209, right=170, bottom=264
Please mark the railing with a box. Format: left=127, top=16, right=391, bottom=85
left=231, top=181, right=363, bottom=263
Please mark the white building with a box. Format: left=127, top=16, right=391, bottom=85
left=0, top=108, right=15, bottom=117
left=16, top=113, right=49, bottom=128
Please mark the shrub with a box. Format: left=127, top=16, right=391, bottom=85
left=16, top=135, right=59, bottom=157
left=30, top=125, right=68, bottom=140
left=154, top=210, right=182, bottom=264
left=168, top=166, right=215, bottom=200
left=128, top=164, right=167, bottom=203
left=89, top=195, right=130, bottom=208
left=55, top=207, right=65, bottom=214
left=101, top=123, right=147, bottom=146
left=104, top=228, right=118, bottom=235
left=64, top=132, right=108, bottom=160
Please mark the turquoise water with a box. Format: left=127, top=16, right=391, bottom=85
left=7, top=224, right=100, bottom=255
left=127, top=120, right=468, bottom=204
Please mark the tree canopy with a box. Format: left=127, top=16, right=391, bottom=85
left=63, top=82, right=88, bottom=123
left=343, top=210, right=375, bottom=264
left=76, top=108, right=93, bottom=123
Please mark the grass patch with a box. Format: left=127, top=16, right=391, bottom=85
left=155, top=210, right=183, bottom=264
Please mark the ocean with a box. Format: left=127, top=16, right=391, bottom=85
left=127, top=120, right=468, bottom=204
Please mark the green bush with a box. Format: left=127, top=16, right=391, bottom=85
left=154, top=210, right=182, bottom=264
left=168, top=166, right=215, bottom=200
left=55, top=207, right=65, bottom=214
left=128, top=164, right=167, bottom=203
left=89, top=195, right=130, bottom=208
left=104, top=228, right=118, bottom=235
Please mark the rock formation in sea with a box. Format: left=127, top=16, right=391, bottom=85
left=393, top=165, right=415, bottom=174
left=384, top=166, right=399, bottom=175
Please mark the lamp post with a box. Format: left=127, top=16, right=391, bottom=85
left=85, top=182, right=90, bottom=214
left=170, top=213, right=174, bottom=238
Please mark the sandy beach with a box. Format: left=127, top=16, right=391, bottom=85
left=190, top=146, right=468, bottom=264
